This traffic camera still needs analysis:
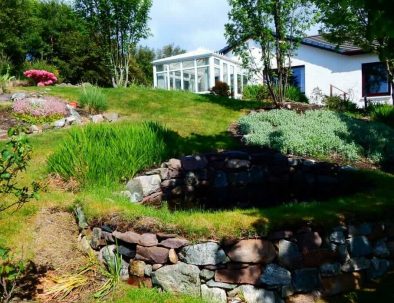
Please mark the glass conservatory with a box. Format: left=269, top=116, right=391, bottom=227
left=152, top=49, right=247, bottom=97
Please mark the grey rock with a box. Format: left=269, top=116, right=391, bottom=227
left=65, top=116, right=77, bottom=125
left=29, top=125, right=41, bottom=133
left=180, top=155, right=207, bottom=171
left=329, top=243, right=349, bottom=262
left=90, top=227, right=102, bottom=250
left=179, top=242, right=227, bottom=265
left=349, top=223, right=372, bottom=236
left=79, top=236, right=94, bottom=255
left=200, top=269, right=215, bottom=280
left=120, top=258, right=130, bottom=281
left=281, top=285, right=295, bottom=298
left=328, top=230, right=346, bottom=245
left=201, top=284, right=227, bottom=303
left=66, top=104, right=81, bottom=119
left=126, top=175, right=161, bottom=202
left=53, top=118, right=66, bottom=128
left=347, top=236, right=372, bottom=257
left=206, top=280, right=237, bottom=290
left=229, top=285, right=276, bottom=303
left=90, top=114, right=104, bottom=123
left=11, top=92, right=27, bottom=101
left=98, top=245, right=116, bottom=266
left=373, top=240, right=390, bottom=258
left=103, top=112, right=119, bottom=122
left=226, top=159, right=251, bottom=169
left=213, top=171, right=228, bottom=188
left=151, top=262, right=201, bottom=296
left=260, top=264, right=292, bottom=286
left=341, top=257, right=371, bottom=272
left=292, top=268, right=320, bottom=292
left=278, top=240, right=302, bottom=269
left=320, top=262, right=341, bottom=277
left=74, top=206, right=88, bottom=230
left=144, top=264, right=153, bottom=276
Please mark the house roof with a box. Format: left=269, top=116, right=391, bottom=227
left=218, top=35, right=367, bottom=56
left=152, top=48, right=241, bottom=65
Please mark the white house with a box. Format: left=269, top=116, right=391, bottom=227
left=152, top=35, right=392, bottom=106
left=152, top=48, right=247, bottom=98
left=220, top=35, right=393, bottom=107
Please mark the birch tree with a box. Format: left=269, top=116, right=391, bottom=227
left=75, top=0, right=152, bottom=87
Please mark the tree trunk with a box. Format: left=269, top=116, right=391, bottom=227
left=273, top=0, right=284, bottom=106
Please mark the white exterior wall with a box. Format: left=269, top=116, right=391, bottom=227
left=225, top=44, right=393, bottom=106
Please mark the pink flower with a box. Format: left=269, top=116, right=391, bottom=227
left=24, top=69, right=57, bottom=86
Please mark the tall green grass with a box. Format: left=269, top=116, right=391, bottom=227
left=47, top=122, right=172, bottom=187
left=369, top=104, right=394, bottom=128
left=79, top=86, right=108, bottom=114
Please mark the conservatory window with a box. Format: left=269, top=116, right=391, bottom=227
left=215, top=68, right=221, bottom=84
left=237, top=74, right=242, bottom=94
left=197, top=58, right=209, bottom=66
left=197, top=67, right=209, bottom=92
left=230, top=65, right=235, bottom=92
left=157, top=73, right=168, bottom=89
left=183, top=60, right=194, bottom=69
left=169, top=62, right=181, bottom=71
left=156, top=65, right=165, bottom=72
left=214, top=58, right=220, bottom=66
left=362, top=62, right=391, bottom=96
left=223, top=63, right=228, bottom=84
left=183, top=69, right=196, bottom=92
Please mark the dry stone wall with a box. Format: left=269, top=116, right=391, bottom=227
left=78, top=218, right=394, bottom=303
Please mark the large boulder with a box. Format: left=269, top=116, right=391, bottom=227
left=260, top=264, right=292, bottom=286
left=229, top=285, right=276, bottom=303
left=292, top=268, right=320, bottom=293
left=179, top=242, right=227, bottom=265
left=112, top=231, right=158, bottom=247
left=341, top=257, right=371, bottom=272
left=347, top=236, right=372, bottom=257
left=136, top=246, right=169, bottom=264
left=151, top=262, right=201, bottom=296
left=201, top=284, right=227, bottom=303
left=278, top=240, right=302, bottom=269
left=215, top=265, right=262, bottom=285
left=126, top=175, right=162, bottom=202
left=227, top=239, right=276, bottom=264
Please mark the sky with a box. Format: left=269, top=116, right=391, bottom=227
left=141, top=0, right=231, bottom=52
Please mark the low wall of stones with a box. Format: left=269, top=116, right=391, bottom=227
left=123, top=150, right=359, bottom=210
left=77, top=217, right=394, bottom=303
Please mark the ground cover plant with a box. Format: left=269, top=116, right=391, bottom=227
left=12, top=97, right=68, bottom=124
left=239, top=109, right=394, bottom=166
left=47, top=122, right=173, bottom=187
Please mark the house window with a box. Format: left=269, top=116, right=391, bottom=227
left=289, top=66, right=305, bottom=93
left=362, top=62, right=391, bottom=97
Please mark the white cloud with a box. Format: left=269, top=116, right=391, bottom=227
left=141, top=0, right=230, bottom=51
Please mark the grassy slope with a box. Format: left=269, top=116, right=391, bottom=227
left=1, top=86, right=393, bottom=302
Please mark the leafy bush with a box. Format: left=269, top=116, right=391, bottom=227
left=0, top=67, right=15, bottom=94
left=47, top=122, right=173, bottom=187
left=79, top=86, right=108, bottom=114
left=283, top=86, right=309, bottom=103
left=323, top=95, right=357, bottom=112
left=0, top=128, right=40, bottom=213
left=12, top=97, right=67, bottom=123
left=23, top=60, right=60, bottom=79
left=369, top=104, right=394, bottom=128
left=243, top=84, right=270, bottom=101
left=23, top=70, right=57, bottom=86
left=238, top=109, right=394, bottom=165
left=210, top=81, right=230, bottom=97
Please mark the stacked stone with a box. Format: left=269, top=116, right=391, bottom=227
left=123, top=151, right=357, bottom=208
left=84, top=222, right=394, bottom=303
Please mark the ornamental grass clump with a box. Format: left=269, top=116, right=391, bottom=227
left=12, top=97, right=68, bottom=123
left=238, top=109, right=394, bottom=165
left=47, top=122, right=172, bottom=187
left=79, top=86, right=108, bottom=114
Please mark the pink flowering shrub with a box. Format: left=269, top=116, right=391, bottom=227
left=24, top=69, right=57, bottom=86
left=12, top=97, right=68, bottom=123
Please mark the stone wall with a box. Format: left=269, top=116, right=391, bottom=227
left=123, top=150, right=360, bottom=210
left=79, top=219, right=394, bottom=303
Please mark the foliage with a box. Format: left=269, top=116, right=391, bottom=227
left=243, top=84, right=271, bottom=101
left=23, top=70, right=57, bottom=86
left=78, top=86, right=108, bottom=114
left=0, top=248, right=26, bottom=303
left=75, top=0, right=153, bottom=87
left=0, top=128, right=40, bottom=213
left=156, top=43, right=186, bottom=59
left=12, top=97, right=67, bottom=123
left=369, top=104, right=394, bottom=128
left=0, top=67, right=15, bottom=94
left=283, top=86, right=309, bottom=103
left=226, top=0, right=317, bottom=105
left=210, top=81, right=231, bottom=97
left=0, top=53, right=12, bottom=76
left=323, top=95, right=358, bottom=113
left=129, top=46, right=156, bottom=86
left=314, top=0, right=394, bottom=102
left=47, top=122, right=173, bottom=187
left=23, top=60, right=60, bottom=79
left=238, top=109, right=394, bottom=164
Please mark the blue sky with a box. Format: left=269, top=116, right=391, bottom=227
left=141, top=0, right=231, bottom=51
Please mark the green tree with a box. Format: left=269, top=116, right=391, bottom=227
left=156, top=43, right=186, bottom=59
left=75, top=0, right=153, bottom=88
left=129, top=46, right=155, bottom=85
left=225, top=0, right=316, bottom=105
left=315, top=0, right=394, bottom=104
